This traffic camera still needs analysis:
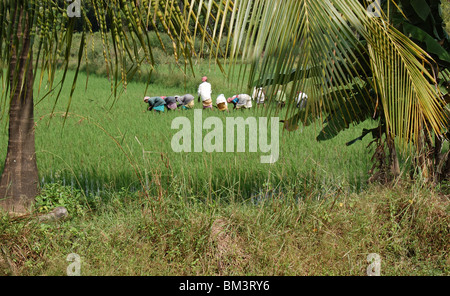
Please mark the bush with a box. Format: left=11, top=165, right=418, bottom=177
left=34, top=182, right=91, bottom=217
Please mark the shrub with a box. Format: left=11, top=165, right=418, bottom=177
left=34, top=182, right=91, bottom=217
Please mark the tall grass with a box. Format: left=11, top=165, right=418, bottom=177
left=0, top=179, right=448, bottom=276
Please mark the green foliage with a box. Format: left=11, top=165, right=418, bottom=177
left=62, top=31, right=230, bottom=86
left=443, top=1, right=450, bottom=31
left=242, top=0, right=448, bottom=150
left=34, top=182, right=90, bottom=217
left=0, top=0, right=449, bottom=275
left=392, top=0, right=450, bottom=68
left=316, top=87, right=378, bottom=142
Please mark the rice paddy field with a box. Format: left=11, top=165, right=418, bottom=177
left=6, top=68, right=378, bottom=196
left=0, top=61, right=449, bottom=276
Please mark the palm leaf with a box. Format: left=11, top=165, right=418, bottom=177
left=221, top=0, right=447, bottom=149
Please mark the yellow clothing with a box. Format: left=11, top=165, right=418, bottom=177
left=202, top=99, right=213, bottom=109
left=217, top=102, right=228, bottom=111
left=185, top=101, right=195, bottom=109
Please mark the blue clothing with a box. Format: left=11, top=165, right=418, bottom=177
left=153, top=105, right=165, bottom=112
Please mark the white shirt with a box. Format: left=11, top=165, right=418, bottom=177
left=296, top=92, right=308, bottom=108
left=252, top=87, right=265, bottom=103
left=237, top=94, right=252, bottom=108
left=198, top=82, right=212, bottom=101
left=216, top=94, right=227, bottom=105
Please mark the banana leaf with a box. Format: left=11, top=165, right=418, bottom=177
left=317, top=90, right=377, bottom=141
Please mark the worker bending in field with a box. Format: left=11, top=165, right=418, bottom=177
left=198, top=76, right=213, bottom=110
left=215, top=94, right=229, bottom=112
left=144, top=96, right=166, bottom=112
left=227, top=95, right=239, bottom=109
left=164, top=96, right=178, bottom=111
left=238, top=94, right=253, bottom=109
left=175, top=94, right=195, bottom=110
left=227, top=94, right=252, bottom=110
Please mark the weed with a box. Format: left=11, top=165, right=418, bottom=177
left=34, top=182, right=91, bottom=217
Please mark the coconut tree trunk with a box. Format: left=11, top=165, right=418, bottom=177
left=0, top=7, right=39, bottom=215
left=441, top=153, right=450, bottom=182
left=387, top=134, right=400, bottom=178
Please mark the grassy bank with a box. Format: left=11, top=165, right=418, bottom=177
left=0, top=181, right=448, bottom=276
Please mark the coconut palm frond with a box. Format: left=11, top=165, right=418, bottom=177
left=0, top=0, right=234, bottom=119
left=222, top=0, right=448, bottom=148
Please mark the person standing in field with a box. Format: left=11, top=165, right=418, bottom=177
left=175, top=94, right=195, bottom=110
left=215, top=94, right=229, bottom=112
left=198, top=76, right=213, bottom=110
left=144, top=96, right=166, bottom=113
left=164, top=96, right=178, bottom=111
left=252, top=87, right=266, bottom=107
